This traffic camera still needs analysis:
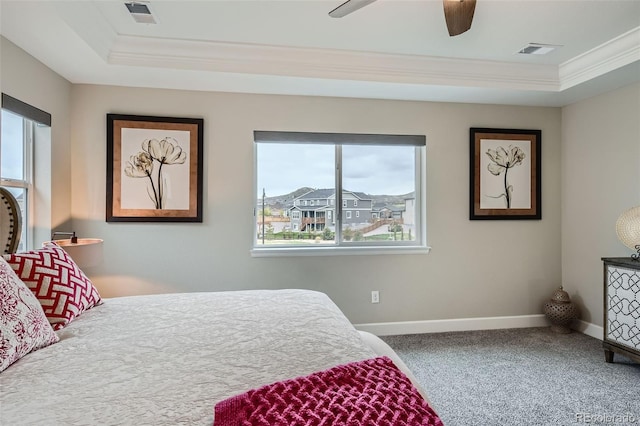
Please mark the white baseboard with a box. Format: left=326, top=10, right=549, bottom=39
left=354, top=314, right=550, bottom=336
left=354, top=315, right=605, bottom=340
left=572, top=320, right=603, bottom=340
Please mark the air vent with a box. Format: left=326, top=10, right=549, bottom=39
left=517, top=43, right=561, bottom=55
left=125, top=2, right=157, bottom=24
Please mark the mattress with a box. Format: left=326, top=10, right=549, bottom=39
left=0, top=289, right=378, bottom=425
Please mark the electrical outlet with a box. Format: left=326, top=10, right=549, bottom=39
left=371, top=290, right=380, bottom=304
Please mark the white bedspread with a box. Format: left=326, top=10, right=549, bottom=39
left=0, top=289, right=376, bottom=425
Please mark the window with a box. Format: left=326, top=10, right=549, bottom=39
left=292, top=211, right=300, bottom=219
left=1, top=94, right=50, bottom=252
left=254, top=131, right=426, bottom=254
left=310, top=200, right=314, bottom=206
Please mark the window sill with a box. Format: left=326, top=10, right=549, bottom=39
left=250, top=245, right=432, bottom=258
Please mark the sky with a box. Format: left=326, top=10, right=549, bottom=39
left=1, top=110, right=24, bottom=180
left=256, top=143, right=416, bottom=197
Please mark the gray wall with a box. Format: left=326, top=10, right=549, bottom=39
left=2, top=36, right=566, bottom=326
left=561, top=82, right=640, bottom=327
left=69, top=84, right=562, bottom=324
left=0, top=37, right=72, bottom=247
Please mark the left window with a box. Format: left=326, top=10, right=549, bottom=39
left=1, top=94, right=51, bottom=252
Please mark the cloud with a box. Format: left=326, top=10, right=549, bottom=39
left=257, top=143, right=416, bottom=197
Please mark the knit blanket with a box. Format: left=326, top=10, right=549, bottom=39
left=213, top=356, right=444, bottom=426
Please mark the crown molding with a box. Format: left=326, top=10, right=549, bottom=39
left=559, top=26, right=640, bottom=90
left=108, top=35, right=560, bottom=92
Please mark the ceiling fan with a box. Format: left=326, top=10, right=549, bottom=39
left=329, top=0, right=477, bottom=37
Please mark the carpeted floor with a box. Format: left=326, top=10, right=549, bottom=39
left=382, top=328, right=639, bottom=426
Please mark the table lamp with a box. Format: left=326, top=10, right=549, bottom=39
left=615, top=206, right=640, bottom=261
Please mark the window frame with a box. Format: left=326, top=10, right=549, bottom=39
left=1, top=94, right=51, bottom=252
left=252, top=131, right=430, bottom=257
left=1, top=111, right=35, bottom=251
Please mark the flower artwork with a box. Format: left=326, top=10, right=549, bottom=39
left=470, top=128, right=540, bottom=220
left=107, top=114, right=203, bottom=222
left=124, top=137, right=187, bottom=209
left=485, top=145, right=525, bottom=208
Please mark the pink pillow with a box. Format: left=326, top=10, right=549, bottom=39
left=0, top=257, right=59, bottom=372
left=3, top=246, right=102, bottom=330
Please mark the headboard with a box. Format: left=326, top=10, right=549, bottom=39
left=0, top=187, right=22, bottom=254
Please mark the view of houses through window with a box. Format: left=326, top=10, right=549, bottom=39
left=255, top=132, right=425, bottom=248
left=1, top=109, right=34, bottom=252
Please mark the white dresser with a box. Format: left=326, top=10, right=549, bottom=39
left=602, top=257, right=640, bottom=364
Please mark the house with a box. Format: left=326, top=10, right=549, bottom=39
left=0, top=1, right=638, bottom=346
left=288, top=189, right=373, bottom=231
left=372, top=202, right=405, bottom=221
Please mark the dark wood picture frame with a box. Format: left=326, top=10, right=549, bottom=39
left=107, top=114, right=203, bottom=222
left=470, top=127, right=541, bottom=220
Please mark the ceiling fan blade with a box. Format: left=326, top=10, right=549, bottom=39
left=329, top=0, right=378, bottom=18
left=443, top=0, right=476, bottom=36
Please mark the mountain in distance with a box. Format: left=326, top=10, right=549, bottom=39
left=259, top=187, right=313, bottom=208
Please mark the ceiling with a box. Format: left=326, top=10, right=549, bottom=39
left=1, top=0, right=639, bottom=107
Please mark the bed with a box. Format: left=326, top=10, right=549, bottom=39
left=1, top=284, right=439, bottom=425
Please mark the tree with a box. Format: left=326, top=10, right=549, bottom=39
left=258, top=207, right=272, bottom=216
left=322, top=227, right=334, bottom=240
left=343, top=227, right=354, bottom=241
left=388, top=221, right=402, bottom=232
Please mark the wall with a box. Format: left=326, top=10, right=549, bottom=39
left=70, top=84, right=562, bottom=325
left=561, top=82, right=640, bottom=327
left=0, top=37, right=72, bottom=246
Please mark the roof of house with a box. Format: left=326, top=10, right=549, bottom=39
left=372, top=202, right=405, bottom=212
left=295, top=189, right=372, bottom=201
left=351, top=192, right=371, bottom=200
left=289, top=205, right=332, bottom=212
left=297, top=189, right=335, bottom=200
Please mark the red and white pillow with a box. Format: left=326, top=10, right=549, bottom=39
left=3, top=246, right=102, bottom=330
left=0, top=257, right=59, bottom=372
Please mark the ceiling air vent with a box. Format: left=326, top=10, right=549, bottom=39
left=517, top=43, right=561, bottom=55
left=125, top=2, right=157, bottom=24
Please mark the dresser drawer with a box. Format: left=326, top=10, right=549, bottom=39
left=603, top=258, right=640, bottom=363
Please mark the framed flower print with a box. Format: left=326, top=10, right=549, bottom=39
left=106, top=114, right=204, bottom=222
left=470, top=128, right=541, bottom=220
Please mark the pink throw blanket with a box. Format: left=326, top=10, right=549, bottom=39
left=214, top=356, right=444, bottom=426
